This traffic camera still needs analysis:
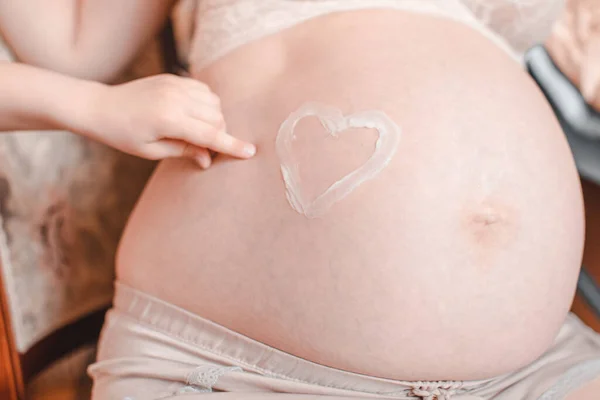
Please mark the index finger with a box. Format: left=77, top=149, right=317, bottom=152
left=180, top=121, right=256, bottom=159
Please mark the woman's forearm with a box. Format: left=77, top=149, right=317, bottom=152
left=0, top=0, right=175, bottom=82
left=0, top=61, right=103, bottom=133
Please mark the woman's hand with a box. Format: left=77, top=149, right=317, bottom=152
left=87, top=74, right=256, bottom=168
left=547, top=0, right=600, bottom=111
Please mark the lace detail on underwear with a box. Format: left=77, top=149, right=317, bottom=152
left=409, top=381, right=463, bottom=400
left=182, top=365, right=243, bottom=392
left=187, top=0, right=522, bottom=72
left=184, top=0, right=564, bottom=72
left=538, top=359, right=600, bottom=400
left=461, top=0, right=565, bottom=53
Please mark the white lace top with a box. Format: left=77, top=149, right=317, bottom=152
left=174, top=0, right=565, bottom=72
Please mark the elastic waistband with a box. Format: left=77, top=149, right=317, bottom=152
left=113, top=282, right=491, bottom=398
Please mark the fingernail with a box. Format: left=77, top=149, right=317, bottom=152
left=243, top=144, right=257, bottom=157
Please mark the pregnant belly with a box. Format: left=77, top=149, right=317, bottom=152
left=116, top=10, right=584, bottom=380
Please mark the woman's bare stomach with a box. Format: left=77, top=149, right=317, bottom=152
left=117, top=10, right=584, bottom=381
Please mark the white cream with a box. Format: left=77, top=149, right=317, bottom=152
left=276, top=102, right=402, bottom=219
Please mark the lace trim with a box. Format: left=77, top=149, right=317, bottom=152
left=183, top=365, right=243, bottom=392
left=410, top=380, right=464, bottom=400
left=462, top=0, right=565, bottom=53
left=188, top=0, right=523, bottom=72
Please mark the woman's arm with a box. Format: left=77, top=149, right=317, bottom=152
left=0, top=61, right=256, bottom=168
left=0, top=61, right=102, bottom=132
left=0, top=0, right=176, bottom=82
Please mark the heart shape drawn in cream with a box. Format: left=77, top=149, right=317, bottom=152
left=276, top=102, right=401, bottom=219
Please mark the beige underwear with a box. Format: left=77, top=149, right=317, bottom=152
left=89, top=283, right=600, bottom=400
left=175, top=0, right=565, bottom=73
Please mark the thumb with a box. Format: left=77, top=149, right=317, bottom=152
left=145, top=139, right=212, bottom=169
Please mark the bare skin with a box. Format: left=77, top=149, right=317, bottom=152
left=0, top=0, right=256, bottom=168
left=0, top=64, right=255, bottom=165
left=547, top=1, right=600, bottom=398
left=117, top=10, right=584, bottom=381
left=1, top=1, right=594, bottom=395
left=0, top=0, right=176, bottom=82
left=546, top=0, right=600, bottom=111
